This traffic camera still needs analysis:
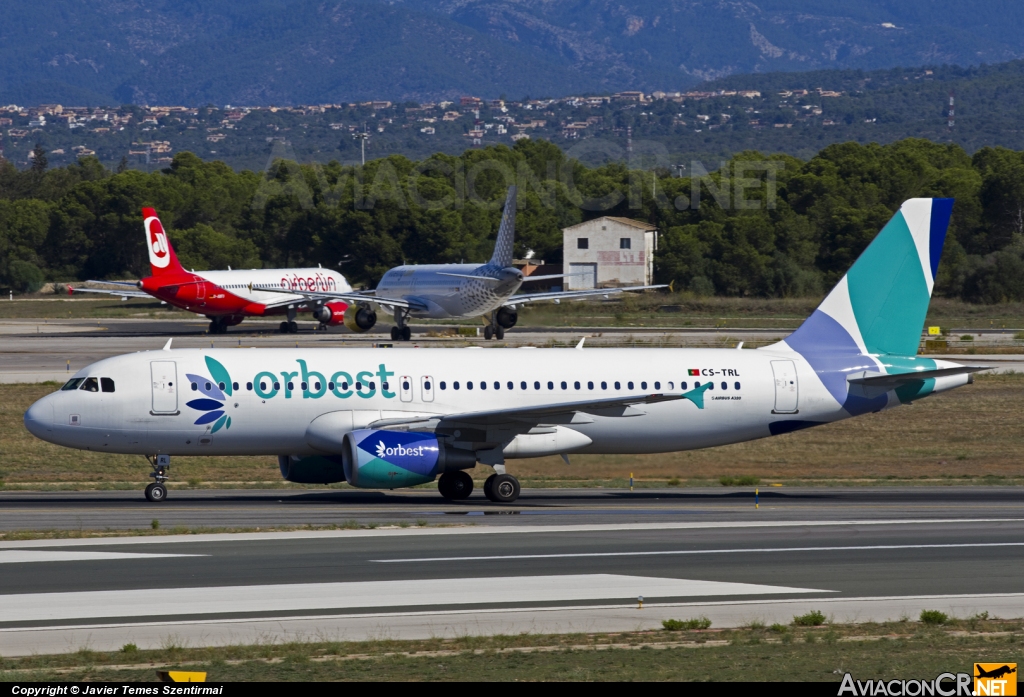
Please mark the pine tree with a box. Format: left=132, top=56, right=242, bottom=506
left=117, top=156, right=129, bottom=173
left=30, top=144, right=47, bottom=172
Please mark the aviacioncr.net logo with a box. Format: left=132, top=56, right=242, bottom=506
left=375, top=441, right=427, bottom=459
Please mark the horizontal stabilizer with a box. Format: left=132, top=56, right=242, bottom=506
left=435, top=272, right=502, bottom=283
left=847, top=365, right=990, bottom=389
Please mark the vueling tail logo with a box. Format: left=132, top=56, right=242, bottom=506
left=375, top=441, right=427, bottom=459
left=185, top=356, right=234, bottom=433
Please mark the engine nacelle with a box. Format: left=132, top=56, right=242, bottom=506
left=496, top=306, right=518, bottom=329
left=344, top=306, right=377, bottom=333
left=313, top=301, right=349, bottom=326
left=341, top=429, right=476, bottom=489
left=278, top=454, right=346, bottom=484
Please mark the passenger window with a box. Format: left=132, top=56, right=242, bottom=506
left=574, top=381, right=580, bottom=390
left=655, top=381, right=661, bottom=390
left=218, top=382, right=226, bottom=390
left=355, top=382, right=362, bottom=391
left=480, top=381, right=486, bottom=390
left=247, top=382, right=253, bottom=391
left=628, top=381, right=634, bottom=390
left=191, top=382, right=198, bottom=391
left=80, top=377, right=99, bottom=392
left=681, top=382, right=687, bottom=390
left=369, top=382, right=375, bottom=390
left=668, top=381, right=674, bottom=390
left=588, top=381, right=594, bottom=390
left=601, top=381, right=607, bottom=390
left=440, top=381, right=447, bottom=390
left=693, top=381, right=699, bottom=389
left=287, top=382, right=294, bottom=390
left=534, top=381, right=540, bottom=390
left=205, top=382, right=212, bottom=391
left=561, top=381, right=567, bottom=390
left=260, top=381, right=268, bottom=391
left=314, top=382, right=321, bottom=391
left=548, top=381, right=554, bottom=390
left=708, top=382, right=714, bottom=390
left=454, top=381, right=460, bottom=390
left=494, top=381, right=500, bottom=390
left=614, top=381, right=620, bottom=390
left=735, top=382, right=741, bottom=390
left=340, top=381, right=349, bottom=390
left=233, top=382, right=239, bottom=391
left=327, top=382, right=334, bottom=391
left=507, top=381, right=514, bottom=390
left=100, top=377, right=115, bottom=393
left=403, top=380, right=410, bottom=390
left=721, top=381, right=727, bottom=390
left=424, top=381, right=431, bottom=390
left=467, top=381, right=473, bottom=390
left=520, top=381, right=527, bottom=390
left=61, top=378, right=84, bottom=391
left=301, top=382, right=308, bottom=390
left=382, top=382, right=390, bottom=391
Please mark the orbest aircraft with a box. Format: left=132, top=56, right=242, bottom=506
left=27, top=198, right=987, bottom=503
left=259, top=186, right=665, bottom=340
left=70, top=208, right=365, bottom=335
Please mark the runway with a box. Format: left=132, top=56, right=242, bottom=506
left=0, top=487, right=1022, bottom=655
left=0, top=512, right=1021, bottom=655
left=3, top=486, right=1024, bottom=531
left=3, top=319, right=1021, bottom=382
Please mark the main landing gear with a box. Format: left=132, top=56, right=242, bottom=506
left=279, top=320, right=299, bottom=334
left=483, top=307, right=516, bottom=340
left=145, top=454, right=170, bottom=502
left=436, top=470, right=522, bottom=503
left=391, top=308, right=412, bottom=341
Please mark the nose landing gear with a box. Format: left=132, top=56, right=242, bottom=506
left=145, top=454, right=170, bottom=502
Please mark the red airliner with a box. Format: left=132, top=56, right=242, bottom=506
left=70, top=208, right=377, bottom=334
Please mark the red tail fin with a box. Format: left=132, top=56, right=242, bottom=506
left=143, top=208, right=186, bottom=276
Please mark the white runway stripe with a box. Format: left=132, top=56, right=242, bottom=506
left=0, top=551, right=206, bottom=564
left=0, top=575, right=830, bottom=624
left=372, top=541, right=1024, bottom=563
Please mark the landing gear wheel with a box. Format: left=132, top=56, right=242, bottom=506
left=495, top=326, right=504, bottom=340
left=391, top=326, right=400, bottom=341
left=145, top=482, right=167, bottom=502
left=279, top=321, right=289, bottom=333
left=401, top=326, right=412, bottom=341
left=438, top=471, right=474, bottom=500
left=484, top=325, right=494, bottom=340
left=288, top=321, right=298, bottom=333
left=486, top=474, right=520, bottom=503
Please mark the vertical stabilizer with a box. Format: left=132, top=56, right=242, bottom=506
left=784, top=198, right=954, bottom=358
left=489, top=186, right=517, bottom=268
left=143, top=208, right=186, bottom=277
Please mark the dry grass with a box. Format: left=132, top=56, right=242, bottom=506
left=3, top=374, right=1023, bottom=488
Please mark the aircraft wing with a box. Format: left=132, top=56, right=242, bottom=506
left=68, top=285, right=151, bottom=299
left=251, top=285, right=424, bottom=312
left=369, top=383, right=712, bottom=432
left=846, top=365, right=990, bottom=388
left=501, top=284, right=667, bottom=307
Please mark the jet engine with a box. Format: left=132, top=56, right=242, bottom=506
left=341, top=429, right=476, bottom=489
left=312, top=301, right=349, bottom=326
left=496, top=306, right=518, bottom=329
left=278, top=454, right=346, bottom=484
left=344, top=306, right=377, bottom=333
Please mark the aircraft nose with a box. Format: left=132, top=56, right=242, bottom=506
left=24, top=397, right=54, bottom=439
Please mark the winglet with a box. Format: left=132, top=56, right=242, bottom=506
left=575, top=337, right=586, bottom=350
left=681, top=381, right=713, bottom=409
left=162, top=338, right=173, bottom=351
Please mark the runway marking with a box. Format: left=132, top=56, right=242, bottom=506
left=372, top=541, right=1024, bottom=563
left=0, top=575, right=829, bottom=624
left=1, top=593, right=1020, bottom=637
left=0, top=518, right=1021, bottom=550
left=0, top=551, right=206, bottom=564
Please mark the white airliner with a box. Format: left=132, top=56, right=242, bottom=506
left=259, top=186, right=664, bottom=340
left=25, top=198, right=986, bottom=503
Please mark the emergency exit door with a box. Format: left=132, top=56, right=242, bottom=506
left=771, top=360, right=799, bottom=413
left=151, top=361, right=179, bottom=414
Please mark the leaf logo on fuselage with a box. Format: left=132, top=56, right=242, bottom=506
left=184, top=356, right=234, bottom=433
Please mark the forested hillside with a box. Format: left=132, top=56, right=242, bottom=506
left=3, top=138, right=1024, bottom=304
left=4, top=0, right=1024, bottom=105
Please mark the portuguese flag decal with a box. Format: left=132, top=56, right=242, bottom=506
left=688, top=369, right=700, bottom=376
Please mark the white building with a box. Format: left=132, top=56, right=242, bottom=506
left=562, top=217, right=657, bottom=290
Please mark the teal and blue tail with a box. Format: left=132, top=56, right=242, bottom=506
left=778, top=198, right=954, bottom=414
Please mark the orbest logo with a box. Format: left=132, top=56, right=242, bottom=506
left=375, top=441, right=428, bottom=459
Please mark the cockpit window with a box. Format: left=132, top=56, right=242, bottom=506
left=61, top=378, right=84, bottom=391
left=101, top=377, right=115, bottom=393
left=80, top=377, right=99, bottom=392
